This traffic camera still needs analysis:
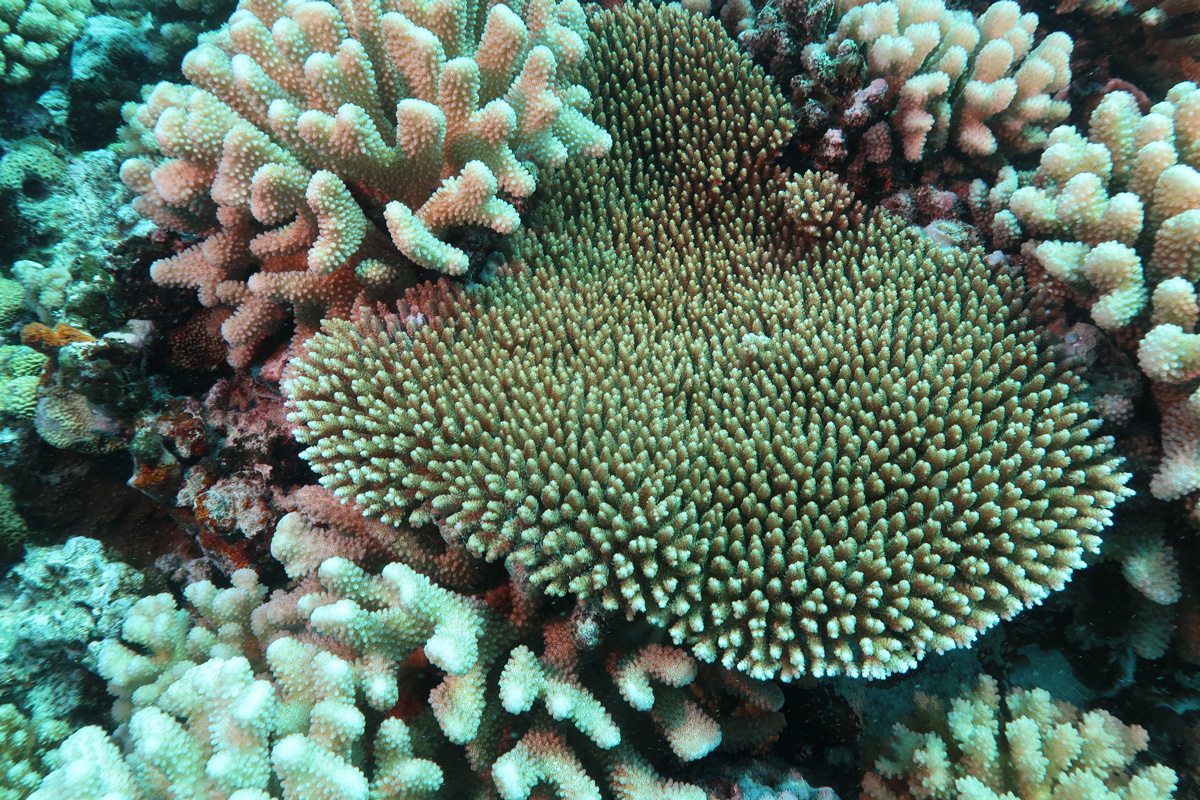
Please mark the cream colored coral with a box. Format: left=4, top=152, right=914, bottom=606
left=864, top=676, right=1178, bottom=800
left=611, top=646, right=723, bottom=761
left=499, top=646, right=622, bottom=749
left=0, top=0, right=91, bottom=83
left=1003, top=83, right=1200, bottom=499
left=1120, top=532, right=1182, bottom=605
left=806, top=0, right=1071, bottom=161
left=120, top=0, right=610, bottom=365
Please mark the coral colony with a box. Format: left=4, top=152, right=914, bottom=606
left=3, top=0, right=1200, bottom=795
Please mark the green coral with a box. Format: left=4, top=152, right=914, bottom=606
left=0, top=137, right=66, bottom=196
left=0, top=345, right=46, bottom=421
left=0, top=278, right=22, bottom=327
left=0, top=0, right=93, bottom=83
left=0, top=345, right=46, bottom=378
left=285, top=2, right=1130, bottom=682
left=0, top=483, right=28, bottom=555
left=0, top=705, right=68, bottom=800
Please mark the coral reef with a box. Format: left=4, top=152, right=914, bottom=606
left=0, top=0, right=1198, bottom=796
left=119, top=0, right=612, bottom=366
left=11, top=319, right=159, bottom=455
left=286, top=1, right=1129, bottom=682
left=0, top=538, right=144, bottom=729
left=32, top=501, right=784, bottom=799
left=2, top=146, right=146, bottom=331
left=861, top=675, right=1178, bottom=800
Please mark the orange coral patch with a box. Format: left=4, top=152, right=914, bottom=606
left=21, top=322, right=95, bottom=351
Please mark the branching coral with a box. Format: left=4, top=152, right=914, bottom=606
left=798, top=0, right=1071, bottom=165
left=862, top=675, right=1178, bottom=800
left=0, top=0, right=92, bottom=82
left=0, top=704, right=66, bottom=800
left=974, top=83, right=1200, bottom=500
left=119, top=0, right=611, bottom=367
left=32, top=502, right=782, bottom=799
left=285, top=2, right=1130, bottom=681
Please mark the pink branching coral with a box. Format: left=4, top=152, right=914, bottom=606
left=119, top=0, right=610, bottom=367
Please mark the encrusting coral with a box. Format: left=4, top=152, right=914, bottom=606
left=118, top=0, right=611, bottom=366
left=972, top=83, right=1200, bottom=501
left=0, top=537, right=146, bottom=724
left=31, top=495, right=785, bottom=799
left=0, top=277, right=22, bottom=327
left=861, top=675, right=1178, bottom=800
left=285, top=2, right=1131, bottom=682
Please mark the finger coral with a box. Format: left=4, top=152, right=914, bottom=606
left=800, top=0, right=1072, bottom=163
left=0, top=0, right=92, bottom=83
left=862, top=675, right=1178, bottom=800
left=978, top=83, right=1200, bottom=500
left=118, top=0, right=611, bottom=367
left=285, top=2, right=1130, bottom=681
left=33, top=505, right=782, bottom=799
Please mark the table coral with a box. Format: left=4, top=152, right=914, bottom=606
left=285, top=2, right=1130, bottom=681
left=861, top=675, right=1178, bottom=800
left=118, top=0, right=611, bottom=367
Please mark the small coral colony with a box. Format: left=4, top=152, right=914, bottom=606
left=1, top=0, right=1200, bottom=794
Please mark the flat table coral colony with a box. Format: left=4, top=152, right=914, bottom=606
left=14, top=0, right=1195, bottom=797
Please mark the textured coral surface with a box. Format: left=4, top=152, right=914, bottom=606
left=287, top=2, right=1130, bottom=682
left=118, top=0, right=611, bottom=365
